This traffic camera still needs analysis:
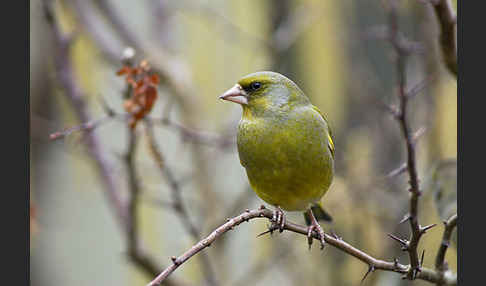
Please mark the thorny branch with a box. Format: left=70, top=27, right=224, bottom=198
left=147, top=206, right=456, bottom=286
left=428, top=0, right=457, bottom=76
left=435, top=214, right=458, bottom=285
left=383, top=1, right=457, bottom=283
left=44, top=0, right=457, bottom=285
left=388, top=0, right=431, bottom=280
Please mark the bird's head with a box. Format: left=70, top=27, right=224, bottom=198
left=219, top=71, right=309, bottom=117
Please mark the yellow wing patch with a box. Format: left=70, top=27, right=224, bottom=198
left=327, top=133, right=335, bottom=159
left=312, top=105, right=335, bottom=159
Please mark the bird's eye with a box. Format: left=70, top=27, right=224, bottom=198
left=250, top=82, right=262, bottom=91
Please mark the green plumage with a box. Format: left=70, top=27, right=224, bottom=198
left=230, top=71, right=335, bottom=215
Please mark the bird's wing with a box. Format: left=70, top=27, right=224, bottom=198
left=311, top=105, right=335, bottom=159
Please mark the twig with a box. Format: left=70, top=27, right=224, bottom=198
left=151, top=117, right=235, bottom=150
left=123, top=114, right=165, bottom=278
left=387, top=0, right=435, bottom=280
left=386, top=162, right=408, bottom=178
left=49, top=113, right=127, bottom=140
left=147, top=207, right=455, bottom=286
left=435, top=214, right=458, bottom=285
left=44, top=3, right=183, bottom=284
left=145, top=121, right=219, bottom=286
left=42, top=0, right=127, bottom=228
left=428, top=0, right=457, bottom=76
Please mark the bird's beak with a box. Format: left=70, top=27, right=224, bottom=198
left=219, top=84, right=248, bottom=105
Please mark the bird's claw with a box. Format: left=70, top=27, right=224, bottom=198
left=307, top=222, right=326, bottom=250
left=272, top=206, right=286, bottom=233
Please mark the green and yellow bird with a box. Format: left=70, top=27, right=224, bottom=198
left=219, top=71, right=335, bottom=249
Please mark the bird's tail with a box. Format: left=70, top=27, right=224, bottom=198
left=303, top=202, right=333, bottom=225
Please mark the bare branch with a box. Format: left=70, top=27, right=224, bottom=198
left=428, top=0, right=457, bottom=76
left=49, top=113, right=126, bottom=140
left=150, top=117, right=235, bottom=150
left=43, top=3, right=184, bottom=284
left=386, top=0, right=438, bottom=280
left=42, top=0, right=127, bottom=228
left=147, top=207, right=455, bottom=286
left=145, top=121, right=219, bottom=286
left=435, top=214, right=458, bottom=285
left=123, top=128, right=168, bottom=277
left=386, top=162, right=408, bottom=178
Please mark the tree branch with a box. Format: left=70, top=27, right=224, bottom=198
left=147, top=206, right=455, bottom=286
left=151, top=117, right=235, bottom=150
left=42, top=0, right=127, bottom=228
left=387, top=0, right=435, bottom=279
left=123, top=116, right=166, bottom=278
left=145, top=121, right=219, bottom=286
left=429, top=0, right=457, bottom=76
left=43, top=3, right=183, bottom=284
left=435, top=214, right=458, bottom=285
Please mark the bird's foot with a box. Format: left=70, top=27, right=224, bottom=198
left=306, top=209, right=326, bottom=250
left=272, top=206, right=286, bottom=233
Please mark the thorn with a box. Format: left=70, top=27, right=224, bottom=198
left=361, top=265, right=375, bottom=284
left=256, top=230, right=272, bottom=237
left=412, top=127, right=426, bottom=144
left=399, top=214, right=411, bottom=224
left=170, top=256, right=179, bottom=265
left=387, top=234, right=409, bottom=250
left=257, top=225, right=276, bottom=237
left=386, top=163, right=408, bottom=178
left=330, top=230, right=342, bottom=240
left=379, top=101, right=401, bottom=118
left=420, top=223, right=437, bottom=234
left=420, top=249, right=425, bottom=267
left=405, top=74, right=436, bottom=99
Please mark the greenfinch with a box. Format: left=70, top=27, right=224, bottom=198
left=219, top=71, right=334, bottom=249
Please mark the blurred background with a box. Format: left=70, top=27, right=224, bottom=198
left=30, top=0, right=457, bottom=285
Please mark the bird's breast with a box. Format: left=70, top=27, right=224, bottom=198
left=236, top=110, right=334, bottom=210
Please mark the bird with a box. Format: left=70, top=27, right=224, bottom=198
left=219, top=71, right=335, bottom=249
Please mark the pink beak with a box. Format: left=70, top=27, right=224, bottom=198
left=219, top=84, right=248, bottom=105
